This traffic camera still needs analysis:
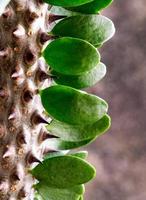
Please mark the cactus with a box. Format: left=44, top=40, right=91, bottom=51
left=0, top=0, right=115, bottom=199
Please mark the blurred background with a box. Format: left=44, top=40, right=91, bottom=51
left=84, top=0, right=146, bottom=199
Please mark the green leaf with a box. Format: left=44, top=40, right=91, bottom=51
left=35, top=183, right=84, bottom=200
left=66, top=0, right=113, bottom=14
left=70, top=151, right=88, bottom=159
left=40, top=85, right=108, bottom=125
left=31, top=156, right=96, bottom=188
left=0, top=0, right=11, bottom=16
left=52, top=15, right=115, bottom=46
left=43, top=37, right=100, bottom=75
left=46, top=114, right=111, bottom=142
left=44, top=0, right=94, bottom=7
left=34, top=182, right=85, bottom=200
left=51, top=62, right=106, bottom=89
left=47, top=137, right=95, bottom=150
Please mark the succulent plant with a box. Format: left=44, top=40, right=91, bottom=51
left=0, top=0, right=115, bottom=199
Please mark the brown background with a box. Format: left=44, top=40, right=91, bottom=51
left=84, top=1, right=146, bottom=199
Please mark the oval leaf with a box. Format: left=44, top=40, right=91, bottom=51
left=32, top=156, right=96, bottom=188
left=52, top=15, right=115, bottom=46
left=46, top=114, right=111, bottom=142
left=43, top=37, right=100, bottom=75
left=35, top=183, right=84, bottom=200
left=52, top=62, right=106, bottom=89
left=66, top=0, right=113, bottom=14
left=40, top=85, right=108, bottom=125
left=44, top=0, right=94, bottom=7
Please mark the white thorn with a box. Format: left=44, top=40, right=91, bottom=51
left=13, top=25, right=25, bottom=37
left=8, top=113, right=15, bottom=120
left=3, top=146, right=15, bottom=158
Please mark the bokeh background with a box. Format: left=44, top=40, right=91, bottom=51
left=84, top=1, right=146, bottom=199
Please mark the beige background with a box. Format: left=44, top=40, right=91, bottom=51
left=84, top=1, right=146, bottom=199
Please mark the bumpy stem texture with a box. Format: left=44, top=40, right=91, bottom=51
left=0, top=0, right=52, bottom=199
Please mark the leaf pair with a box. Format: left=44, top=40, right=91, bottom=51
left=32, top=155, right=96, bottom=188
left=46, top=114, right=111, bottom=142
left=34, top=153, right=88, bottom=200
left=40, top=85, right=108, bottom=125
left=51, top=62, right=106, bottom=89
left=51, top=15, right=115, bottom=47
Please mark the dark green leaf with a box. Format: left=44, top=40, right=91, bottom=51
left=66, top=0, right=113, bottom=14
left=40, top=85, right=108, bottom=125
left=52, top=15, right=115, bottom=46
left=43, top=37, right=100, bottom=75
left=44, top=0, right=94, bottom=7
left=52, top=62, right=106, bottom=89
left=46, top=114, right=111, bottom=141
left=31, top=156, right=96, bottom=188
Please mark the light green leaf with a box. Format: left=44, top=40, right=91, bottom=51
left=44, top=0, right=94, bottom=7
left=66, top=0, right=113, bottom=14
left=43, top=37, right=100, bottom=75
left=51, top=63, right=106, bottom=89
left=40, top=85, right=108, bottom=125
left=52, top=15, right=115, bottom=46
left=31, top=156, right=96, bottom=188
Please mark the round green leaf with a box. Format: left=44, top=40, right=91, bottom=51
left=66, top=0, right=113, bottom=14
left=40, top=85, right=108, bottom=125
left=51, top=62, right=106, bottom=89
left=46, top=114, right=111, bottom=142
left=35, top=183, right=84, bottom=200
left=43, top=37, right=100, bottom=75
left=31, top=156, right=96, bottom=188
left=44, top=0, right=94, bottom=7
left=52, top=15, right=115, bottom=46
